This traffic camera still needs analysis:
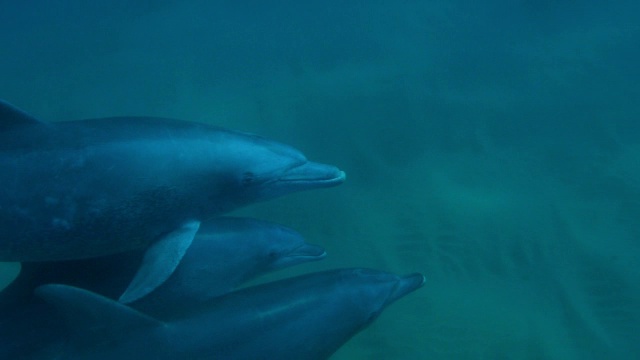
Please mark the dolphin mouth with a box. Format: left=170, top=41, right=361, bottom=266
left=278, top=161, right=346, bottom=188
left=387, top=273, right=425, bottom=304
left=288, top=243, right=327, bottom=259
left=271, top=243, right=327, bottom=270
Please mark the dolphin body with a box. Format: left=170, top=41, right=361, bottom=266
left=0, top=217, right=326, bottom=359
left=0, top=100, right=345, bottom=300
left=0, top=217, right=326, bottom=312
left=35, top=268, right=425, bottom=360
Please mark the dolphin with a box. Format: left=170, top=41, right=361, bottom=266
left=1, top=217, right=326, bottom=309
left=0, top=99, right=345, bottom=299
left=35, top=268, right=425, bottom=360
left=0, top=217, right=327, bottom=359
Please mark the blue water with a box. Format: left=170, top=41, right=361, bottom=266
left=1, top=1, right=639, bottom=358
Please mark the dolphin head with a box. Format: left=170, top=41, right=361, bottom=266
left=200, top=217, right=327, bottom=273
left=340, top=269, right=426, bottom=328
left=259, top=224, right=326, bottom=271
left=182, top=218, right=326, bottom=293
left=201, top=129, right=345, bottom=209
left=220, top=268, right=425, bottom=359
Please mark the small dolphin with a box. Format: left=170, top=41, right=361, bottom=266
left=36, top=269, right=425, bottom=360
left=127, top=217, right=327, bottom=306
left=0, top=217, right=326, bottom=359
left=0, top=100, right=345, bottom=299
left=1, top=217, right=326, bottom=309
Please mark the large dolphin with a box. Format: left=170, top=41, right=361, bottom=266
left=0, top=217, right=326, bottom=359
left=0, top=217, right=326, bottom=309
left=0, top=99, right=345, bottom=299
left=35, top=268, right=425, bottom=360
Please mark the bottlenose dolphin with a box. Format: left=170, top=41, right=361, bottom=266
left=0, top=99, right=345, bottom=299
left=1, top=217, right=326, bottom=310
left=0, top=217, right=326, bottom=359
left=35, top=268, right=425, bottom=360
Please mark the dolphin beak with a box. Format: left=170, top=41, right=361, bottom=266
left=279, top=161, right=346, bottom=189
left=289, top=243, right=327, bottom=259
left=387, top=273, right=426, bottom=305
left=271, top=243, right=327, bottom=270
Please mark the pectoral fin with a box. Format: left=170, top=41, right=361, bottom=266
left=119, top=220, right=201, bottom=304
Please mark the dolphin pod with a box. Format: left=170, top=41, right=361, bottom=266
left=0, top=99, right=344, bottom=300
left=0, top=100, right=424, bottom=359
left=35, top=269, right=425, bottom=360
left=0, top=217, right=326, bottom=359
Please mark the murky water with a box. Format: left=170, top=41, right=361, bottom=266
left=1, top=1, right=639, bottom=358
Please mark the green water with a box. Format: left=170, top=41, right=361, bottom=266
left=1, top=1, right=639, bottom=358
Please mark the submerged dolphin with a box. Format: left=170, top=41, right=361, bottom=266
left=1, top=217, right=326, bottom=310
left=0, top=217, right=326, bottom=359
left=0, top=100, right=344, bottom=298
left=36, top=268, right=425, bottom=360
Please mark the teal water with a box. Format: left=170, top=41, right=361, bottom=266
left=1, top=1, right=639, bottom=358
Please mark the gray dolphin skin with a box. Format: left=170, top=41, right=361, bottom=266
left=131, top=216, right=327, bottom=308
left=35, top=268, right=425, bottom=360
left=0, top=99, right=344, bottom=298
left=0, top=217, right=326, bottom=359
left=1, top=217, right=326, bottom=313
left=0, top=100, right=344, bottom=261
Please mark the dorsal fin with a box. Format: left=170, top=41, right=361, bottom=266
left=35, top=284, right=163, bottom=346
left=0, top=99, right=44, bottom=130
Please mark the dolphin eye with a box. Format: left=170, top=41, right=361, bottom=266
left=242, top=172, right=255, bottom=186
left=268, top=250, right=278, bottom=259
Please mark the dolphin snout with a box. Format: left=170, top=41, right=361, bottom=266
left=289, top=243, right=327, bottom=259
left=388, top=273, right=425, bottom=304
left=279, top=161, right=346, bottom=188
left=271, top=243, right=327, bottom=270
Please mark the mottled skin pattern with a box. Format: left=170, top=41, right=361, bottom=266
left=0, top=111, right=344, bottom=261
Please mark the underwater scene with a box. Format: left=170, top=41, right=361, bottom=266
left=1, top=0, right=639, bottom=359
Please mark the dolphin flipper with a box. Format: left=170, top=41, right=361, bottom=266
left=119, top=220, right=201, bottom=304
